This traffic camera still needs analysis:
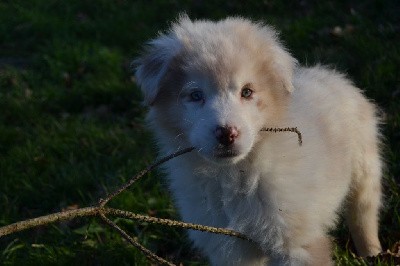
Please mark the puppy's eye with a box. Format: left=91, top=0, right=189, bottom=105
left=190, top=91, right=204, bottom=102
left=241, top=86, right=253, bottom=98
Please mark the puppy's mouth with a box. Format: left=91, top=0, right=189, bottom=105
left=213, top=146, right=239, bottom=158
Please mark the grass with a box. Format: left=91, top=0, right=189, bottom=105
left=0, top=0, right=399, bottom=265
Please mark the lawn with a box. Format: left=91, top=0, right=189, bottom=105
left=0, top=0, right=399, bottom=265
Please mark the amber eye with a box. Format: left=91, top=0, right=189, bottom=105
left=241, top=86, right=253, bottom=98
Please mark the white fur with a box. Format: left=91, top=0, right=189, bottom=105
left=135, top=16, right=382, bottom=265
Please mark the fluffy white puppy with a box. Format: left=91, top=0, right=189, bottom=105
left=134, top=16, right=382, bottom=265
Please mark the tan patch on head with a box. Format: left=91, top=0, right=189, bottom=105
left=256, top=99, right=267, bottom=111
left=254, top=77, right=290, bottom=124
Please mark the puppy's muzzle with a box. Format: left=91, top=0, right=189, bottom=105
left=215, top=126, right=239, bottom=146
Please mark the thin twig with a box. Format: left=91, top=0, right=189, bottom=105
left=0, top=207, right=248, bottom=241
left=99, top=212, right=175, bottom=266
left=0, top=205, right=247, bottom=266
left=0, top=128, right=300, bottom=265
left=260, top=127, right=303, bottom=146
left=104, top=208, right=249, bottom=241
left=99, top=147, right=195, bottom=207
left=0, top=207, right=99, bottom=237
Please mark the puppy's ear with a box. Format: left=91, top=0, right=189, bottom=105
left=134, top=35, right=182, bottom=105
left=259, top=25, right=297, bottom=93
left=273, top=47, right=297, bottom=93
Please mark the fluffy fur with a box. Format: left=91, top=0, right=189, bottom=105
left=134, top=16, right=382, bottom=265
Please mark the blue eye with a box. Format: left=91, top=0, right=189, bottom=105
left=190, top=91, right=204, bottom=102
left=241, top=85, right=253, bottom=98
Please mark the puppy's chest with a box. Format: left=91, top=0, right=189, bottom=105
left=197, top=165, right=277, bottom=217
left=196, top=165, right=286, bottom=246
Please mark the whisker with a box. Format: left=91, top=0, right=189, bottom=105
left=174, top=133, right=184, bottom=139
left=183, top=119, right=194, bottom=124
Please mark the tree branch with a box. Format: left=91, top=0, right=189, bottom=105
left=0, top=128, right=301, bottom=264
left=0, top=207, right=248, bottom=241
left=0, top=207, right=98, bottom=237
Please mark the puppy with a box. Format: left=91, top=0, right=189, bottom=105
left=134, top=16, right=382, bottom=265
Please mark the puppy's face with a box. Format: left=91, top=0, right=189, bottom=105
left=174, top=61, right=286, bottom=164
left=135, top=17, right=296, bottom=164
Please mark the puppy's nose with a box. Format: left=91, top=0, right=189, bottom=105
left=215, top=126, right=239, bottom=146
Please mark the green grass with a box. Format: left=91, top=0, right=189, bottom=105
left=0, top=0, right=399, bottom=265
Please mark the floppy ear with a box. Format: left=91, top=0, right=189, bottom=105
left=258, top=24, right=297, bottom=93
left=134, top=34, right=182, bottom=105
left=273, top=49, right=297, bottom=93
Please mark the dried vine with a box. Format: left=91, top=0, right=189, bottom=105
left=260, top=127, right=303, bottom=146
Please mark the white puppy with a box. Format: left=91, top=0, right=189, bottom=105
left=134, top=16, right=382, bottom=265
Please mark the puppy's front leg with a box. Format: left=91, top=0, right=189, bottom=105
left=269, top=236, right=333, bottom=266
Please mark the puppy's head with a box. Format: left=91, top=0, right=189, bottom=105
left=135, top=16, right=296, bottom=164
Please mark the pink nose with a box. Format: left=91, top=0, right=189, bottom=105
left=215, top=126, right=239, bottom=146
